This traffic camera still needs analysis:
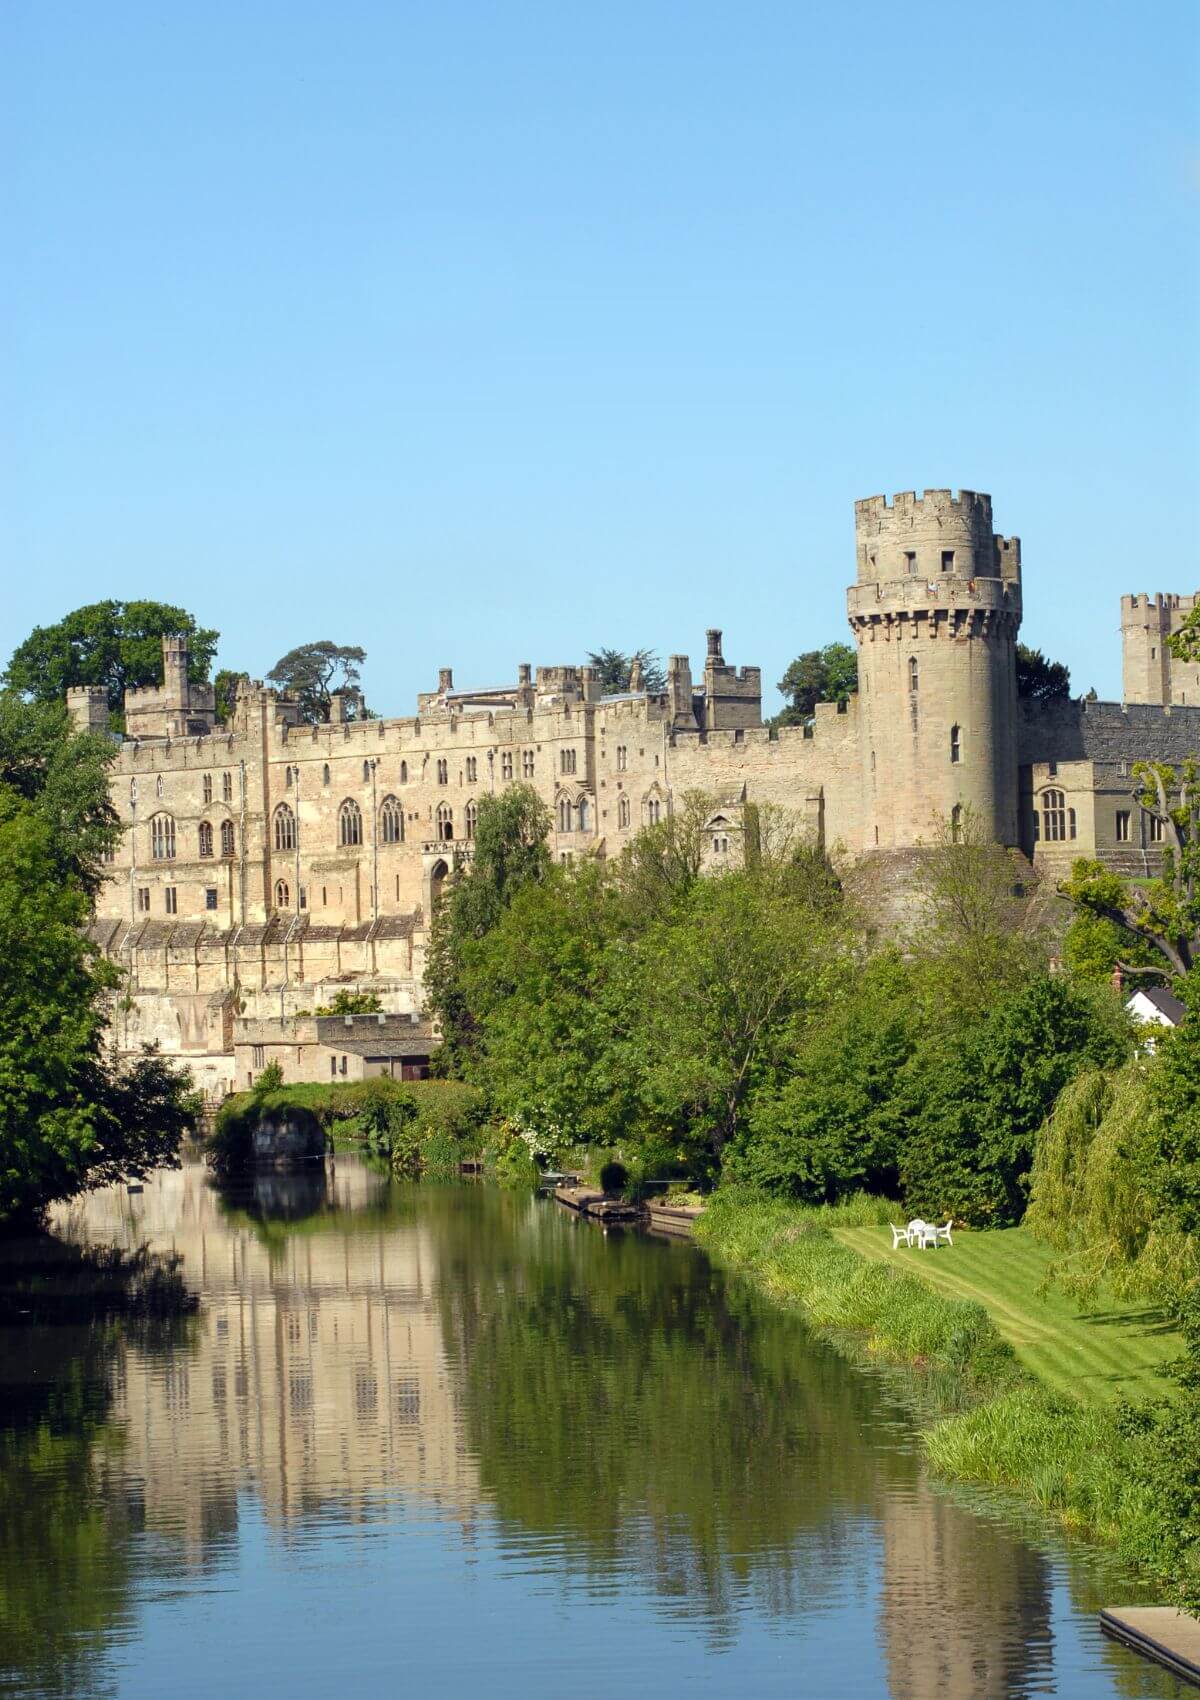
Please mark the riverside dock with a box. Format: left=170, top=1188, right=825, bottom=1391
left=1100, top=1607, right=1200, bottom=1687
left=645, top=1200, right=705, bottom=1237
left=552, top=1185, right=643, bottom=1224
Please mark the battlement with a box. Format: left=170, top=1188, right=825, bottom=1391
left=67, top=684, right=111, bottom=736
left=854, top=488, right=1019, bottom=588
left=855, top=488, right=993, bottom=528
left=1121, top=592, right=1198, bottom=617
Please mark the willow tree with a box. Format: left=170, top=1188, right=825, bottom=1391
left=1064, top=759, right=1200, bottom=976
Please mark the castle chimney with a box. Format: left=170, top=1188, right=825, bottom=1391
left=518, top=663, right=532, bottom=686
left=706, top=628, right=723, bottom=663
left=163, top=633, right=189, bottom=706
left=438, top=667, right=453, bottom=694
left=628, top=657, right=644, bottom=692
left=1111, top=965, right=1125, bottom=996
left=328, top=692, right=347, bottom=724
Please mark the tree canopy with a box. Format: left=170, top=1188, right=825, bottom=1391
left=587, top=648, right=667, bottom=694
left=3, top=601, right=219, bottom=717
left=0, top=691, right=193, bottom=1221
left=774, top=644, right=858, bottom=728
left=1016, top=644, right=1071, bottom=703
left=266, top=642, right=367, bottom=722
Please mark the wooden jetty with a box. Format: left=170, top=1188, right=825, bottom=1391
left=645, top=1200, right=705, bottom=1237
left=1101, top=1607, right=1200, bottom=1687
left=552, top=1185, right=643, bottom=1224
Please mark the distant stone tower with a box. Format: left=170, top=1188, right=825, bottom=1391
left=1121, top=592, right=1200, bottom=704
left=849, top=490, right=1022, bottom=850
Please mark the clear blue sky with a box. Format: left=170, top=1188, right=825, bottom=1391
left=3, top=1, right=1197, bottom=711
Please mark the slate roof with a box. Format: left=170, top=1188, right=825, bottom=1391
left=1137, top=985, right=1187, bottom=1025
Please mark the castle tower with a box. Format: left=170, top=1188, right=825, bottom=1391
left=1121, top=592, right=1200, bottom=705
left=162, top=634, right=190, bottom=710
left=849, top=490, right=1022, bottom=850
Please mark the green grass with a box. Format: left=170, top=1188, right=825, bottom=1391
left=835, top=1224, right=1181, bottom=1403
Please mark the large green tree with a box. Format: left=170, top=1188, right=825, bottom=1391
left=3, top=601, right=218, bottom=718
left=1016, top=644, right=1071, bottom=703
left=773, top=643, right=858, bottom=728
left=266, top=641, right=367, bottom=722
left=0, top=692, right=194, bottom=1221
left=587, top=648, right=667, bottom=694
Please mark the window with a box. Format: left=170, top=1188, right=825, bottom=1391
left=400, top=760, right=408, bottom=783
left=618, top=796, right=631, bottom=829
left=222, top=771, right=233, bottom=803
left=941, top=550, right=954, bottom=572
left=102, top=843, right=116, bottom=864
left=164, top=886, right=177, bottom=914
left=950, top=724, right=961, bottom=764
left=523, top=750, right=535, bottom=778
left=1048, top=760, right=1058, bottom=777
left=577, top=796, right=590, bottom=832
left=252, top=1046, right=265, bottom=1070
left=558, top=796, right=572, bottom=832
left=205, top=888, right=218, bottom=911
left=1150, top=815, right=1166, bottom=844
left=380, top=795, right=403, bottom=844
left=340, top=1054, right=348, bottom=1076
left=330, top=1056, right=337, bottom=1078
left=339, top=799, right=362, bottom=846
left=950, top=805, right=963, bottom=843
left=299, top=888, right=306, bottom=909
left=1041, top=788, right=1067, bottom=842
left=220, top=819, right=235, bottom=858
left=712, top=834, right=729, bottom=854
left=285, top=766, right=293, bottom=789
left=198, top=821, right=214, bottom=857
left=466, top=756, right=477, bottom=783
left=137, top=887, right=150, bottom=912
left=1068, top=808, right=1077, bottom=841
left=156, top=774, right=164, bottom=799
left=561, top=748, right=577, bottom=775
left=616, top=745, right=627, bottom=771
left=465, top=800, right=478, bottom=839
left=274, top=803, right=296, bottom=851
left=904, top=551, right=917, bottom=573
left=275, top=879, right=290, bottom=908
left=501, top=752, right=513, bottom=781
left=203, top=774, right=213, bottom=804
left=646, top=797, right=661, bottom=825
left=908, top=656, right=919, bottom=693
left=435, top=802, right=453, bottom=842
left=323, top=763, right=330, bottom=785
left=150, top=815, right=176, bottom=860
left=1116, top=810, right=1130, bottom=843
left=363, top=761, right=371, bottom=783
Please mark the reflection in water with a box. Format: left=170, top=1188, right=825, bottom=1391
left=0, top=1161, right=1181, bottom=1700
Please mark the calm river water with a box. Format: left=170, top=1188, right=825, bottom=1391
left=0, top=1157, right=1185, bottom=1699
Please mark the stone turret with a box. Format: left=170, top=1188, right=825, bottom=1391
left=67, top=685, right=110, bottom=737
left=1121, top=592, right=1200, bottom=705
left=701, top=628, right=762, bottom=732
left=123, top=634, right=216, bottom=740
left=849, top=490, right=1022, bottom=849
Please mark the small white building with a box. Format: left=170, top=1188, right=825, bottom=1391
left=1126, top=985, right=1186, bottom=1032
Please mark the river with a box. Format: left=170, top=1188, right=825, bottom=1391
left=0, top=1157, right=1185, bottom=1699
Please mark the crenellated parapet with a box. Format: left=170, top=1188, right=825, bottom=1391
left=855, top=489, right=1020, bottom=586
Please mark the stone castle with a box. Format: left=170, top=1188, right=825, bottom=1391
left=76, top=487, right=1200, bottom=1094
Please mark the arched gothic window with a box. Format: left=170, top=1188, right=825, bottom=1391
left=220, top=820, right=235, bottom=858
left=646, top=797, right=661, bottom=825
left=577, top=796, right=590, bottom=833
left=150, top=815, right=175, bottom=860
left=129, top=778, right=137, bottom=804
left=618, top=796, right=631, bottom=829
left=202, top=774, right=213, bottom=804
left=950, top=803, right=963, bottom=843
left=558, top=796, right=572, bottom=832
left=1041, top=788, right=1067, bottom=842
left=275, top=879, right=290, bottom=909
left=435, top=803, right=453, bottom=842
left=198, top=821, right=214, bottom=858
left=222, top=771, right=233, bottom=803
left=465, top=800, right=478, bottom=839
left=155, top=774, right=164, bottom=799
left=437, top=759, right=448, bottom=785
left=380, top=796, right=403, bottom=844
left=339, top=799, right=363, bottom=846
left=274, top=803, right=296, bottom=851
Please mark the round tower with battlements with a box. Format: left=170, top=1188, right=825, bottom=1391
left=848, top=489, right=1022, bottom=851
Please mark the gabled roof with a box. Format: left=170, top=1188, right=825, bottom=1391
left=1135, top=985, right=1187, bottom=1025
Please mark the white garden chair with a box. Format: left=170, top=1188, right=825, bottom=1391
left=913, top=1220, right=939, bottom=1250
left=890, top=1224, right=913, bottom=1250
left=933, top=1219, right=953, bottom=1247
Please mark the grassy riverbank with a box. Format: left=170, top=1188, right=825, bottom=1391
left=695, top=1191, right=1190, bottom=1588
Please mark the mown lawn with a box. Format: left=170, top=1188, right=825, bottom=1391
left=834, top=1224, right=1182, bottom=1404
